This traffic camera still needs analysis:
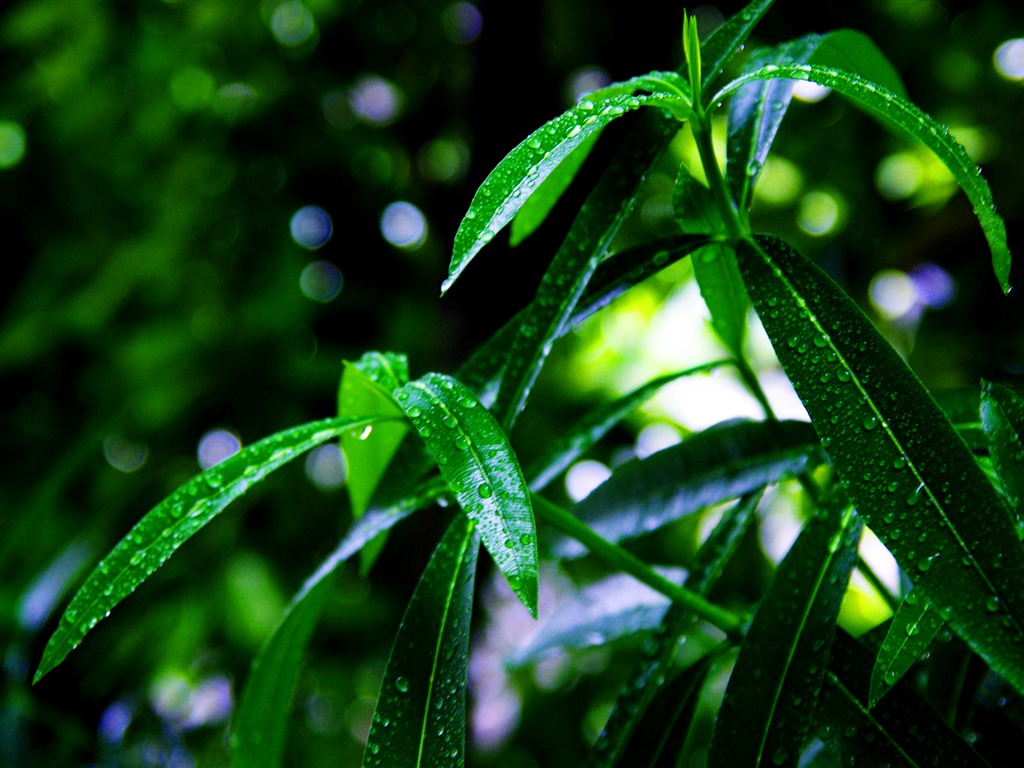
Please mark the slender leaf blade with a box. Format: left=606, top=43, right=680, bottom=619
left=699, top=0, right=776, bottom=91
left=363, top=515, right=480, bottom=768
left=869, top=589, right=945, bottom=709
left=395, top=373, right=538, bottom=616
left=981, top=379, right=1024, bottom=511
left=709, top=505, right=862, bottom=768
left=737, top=234, right=1024, bottom=695
left=34, top=415, right=388, bottom=683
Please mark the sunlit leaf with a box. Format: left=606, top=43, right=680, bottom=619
left=737, top=234, right=1024, bottom=696
left=34, top=415, right=391, bottom=683
left=819, top=631, right=991, bottom=767
left=525, top=360, right=729, bottom=492
left=709, top=504, right=862, bottom=768
left=363, top=514, right=480, bottom=768
left=868, top=589, right=945, bottom=709
left=493, top=111, right=682, bottom=431
left=720, top=66, right=1012, bottom=291
left=396, top=373, right=538, bottom=616
left=557, top=419, right=819, bottom=558
left=446, top=74, right=691, bottom=293
left=981, top=379, right=1024, bottom=511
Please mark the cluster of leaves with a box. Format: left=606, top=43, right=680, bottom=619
left=34, top=0, right=1023, bottom=765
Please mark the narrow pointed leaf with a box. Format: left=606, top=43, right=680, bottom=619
left=363, top=515, right=480, bottom=768
left=709, top=505, right=862, bottom=768
left=737, top=234, right=1024, bottom=695
left=692, top=244, right=749, bottom=355
left=719, top=65, right=1012, bottom=291
left=808, top=30, right=907, bottom=96
left=590, top=491, right=762, bottom=767
left=446, top=74, right=691, bottom=293
left=395, top=373, right=538, bottom=616
left=672, top=162, right=722, bottom=235
left=819, top=631, right=992, bottom=767
left=493, top=111, right=682, bottom=431
left=526, top=361, right=729, bottom=492
left=934, top=387, right=985, bottom=449
left=981, top=380, right=1024, bottom=510
left=34, top=414, right=389, bottom=683
left=557, top=419, right=820, bottom=558
left=868, top=589, right=945, bottom=709
left=699, top=0, right=776, bottom=91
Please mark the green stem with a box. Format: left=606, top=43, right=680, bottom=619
left=532, top=494, right=745, bottom=639
left=692, top=117, right=746, bottom=243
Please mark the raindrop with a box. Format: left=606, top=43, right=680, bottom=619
left=395, top=676, right=410, bottom=693
left=477, top=484, right=493, bottom=498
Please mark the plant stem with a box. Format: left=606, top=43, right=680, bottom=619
left=531, top=494, right=745, bottom=639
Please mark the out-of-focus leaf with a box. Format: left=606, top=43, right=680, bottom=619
left=445, top=74, right=691, bottom=293
left=699, top=0, right=776, bottom=91
left=709, top=505, right=862, bottom=768
left=933, top=388, right=985, bottom=449
left=525, top=361, right=729, bottom=492
left=493, top=111, right=681, bottom=432
left=819, top=631, right=991, bottom=767
left=868, top=589, right=945, bottom=709
left=395, top=373, right=538, bottom=616
left=362, top=515, right=480, bottom=768
left=720, top=64, right=1012, bottom=291
left=509, top=129, right=601, bottom=247
left=981, top=380, right=1024, bottom=510
left=557, top=419, right=819, bottom=558
left=34, top=415, right=391, bottom=683
left=737, top=234, right=1024, bottom=696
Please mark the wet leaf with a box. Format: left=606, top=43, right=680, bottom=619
left=34, top=415, right=390, bottom=683
left=709, top=504, right=862, bottom=768
left=699, top=0, right=776, bottom=92
left=981, top=379, right=1024, bottom=511
left=933, top=387, right=985, bottom=449
left=737, top=234, right=1024, bottom=696
left=363, top=514, right=480, bottom=768
left=557, top=419, right=819, bottom=558
left=868, top=589, right=945, bottom=709
left=395, top=373, right=538, bottom=616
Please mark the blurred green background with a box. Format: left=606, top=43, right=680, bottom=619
left=2, top=0, right=1022, bottom=765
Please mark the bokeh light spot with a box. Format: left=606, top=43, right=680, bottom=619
left=103, top=435, right=149, bottom=473
left=909, top=262, right=955, bottom=308
left=797, top=190, right=842, bottom=236
left=442, top=2, right=483, bottom=44
left=417, top=136, right=469, bottom=183
left=565, top=460, right=611, bottom=502
left=349, top=75, right=402, bottom=125
left=869, top=269, right=917, bottom=319
left=380, top=201, right=427, bottom=249
left=0, top=121, right=27, bottom=169
left=299, top=261, right=343, bottom=302
left=290, top=205, right=333, bottom=249
left=169, top=67, right=215, bottom=111
left=565, top=66, right=611, bottom=104
left=305, top=443, right=347, bottom=490
left=875, top=152, right=921, bottom=200
left=270, top=1, right=317, bottom=48
left=994, top=38, right=1024, bottom=80
left=635, top=423, right=682, bottom=459
left=792, top=80, right=831, bottom=103
left=754, top=156, right=803, bottom=205
left=198, top=429, right=241, bottom=470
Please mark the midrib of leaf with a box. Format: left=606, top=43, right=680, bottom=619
left=744, top=236, right=1008, bottom=619
left=823, top=670, right=919, bottom=766
left=416, top=525, right=475, bottom=767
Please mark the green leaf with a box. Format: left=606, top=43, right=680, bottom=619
left=363, top=514, right=480, bottom=768
left=719, top=66, right=1012, bottom=291
left=493, top=111, right=683, bottom=431
left=34, top=414, right=390, bottom=683
left=509, top=128, right=601, bottom=247
left=808, top=30, right=907, bottom=97
left=981, top=380, right=1024, bottom=511
left=699, top=0, right=776, bottom=91
left=446, top=74, right=691, bottom=294
left=737, top=234, right=1024, bottom=696
left=672, top=162, right=722, bottom=235
left=589, top=491, right=762, bottom=767
left=525, top=360, right=730, bottom=492
left=557, top=419, right=820, bottom=558
left=868, top=589, right=945, bottom=709
left=692, top=244, right=749, bottom=356
left=709, top=504, right=862, bottom=768
left=395, top=373, right=539, bottom=616
left=819, top=631, right=992, bottom=767
left=933, top=387, right=986, bottom=449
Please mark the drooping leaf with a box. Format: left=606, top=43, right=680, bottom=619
left=231, top=477, right=447, bottom=768
left=589, top=491, right=762, bottom=767
left=868, top=589, right=945, bottom=709
left=338, top=352, right=411, bottom=572
left=34, top=414, right=390, bottom=683
left=557, top=419, right=820, bottom=558
left=493, top=110, right=682, bottom=432
left=395, top=373, right=538, bottom=616
left=363, top=514, right=480, bottom=768
left=446, top=74, right=691, bottom=293
left=709, top=504, right=862, bottom=768
left=981, top=379, right=1024, bottom=511
left=737, top=234, right=1024, bottom=696
left=698, top=0, right=776, bottom=92
left=719, top=65, right=1012, bottom=291
left=525, top=360, right=730, bottom=492
left=808, top=30, right=907, bottom=96
left=819, top=631, right=992, bottom=767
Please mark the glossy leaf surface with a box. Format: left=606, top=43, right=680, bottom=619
left=981, top=380, right=1024, bottom=510
left=35, top=414, right=389, bottom=683
left=868, top=589, right=945, bottom=709
left=363, top=514, right=480, bottom=767
left=709, top=505, right=862, bottom=768
left=557, top=419, right=819, bottom=558
left=395, top=373, right=538, bottom=615
left=738, top=234, right=1024, bottom=695
left=699, top=0, right=776, bottom=92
